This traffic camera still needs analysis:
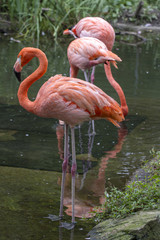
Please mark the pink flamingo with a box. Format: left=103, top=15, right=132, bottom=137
left=13, top=47, right=124, bottom=228
left=67, top=36, right=122, bottom=133
left=67, top=37, right=121, bottom=82
left=64, top=17, right=128, bottom=117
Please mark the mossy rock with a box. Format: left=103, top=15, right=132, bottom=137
left=88, top=210, right=160, bottom=240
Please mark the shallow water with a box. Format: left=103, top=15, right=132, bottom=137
left=0, top=32, right=160, bottom=239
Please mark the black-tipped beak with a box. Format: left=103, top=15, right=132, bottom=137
left=14, top=68, right=21, bottom=82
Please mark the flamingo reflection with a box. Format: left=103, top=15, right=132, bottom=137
left=56, top=122, right=128, bottom=219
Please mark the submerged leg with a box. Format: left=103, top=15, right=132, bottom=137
left=71, top=127, right=77, bottom=224
left=59, top=123, right=69, bottom=219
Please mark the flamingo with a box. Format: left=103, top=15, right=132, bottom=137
left=63, top=17, right=128, bottom=117
left=13, top=47, right=124, bottom=228
left=67, top=37, right=121, bottom=82
left=67, top=36, right=122, bottom=133
left=63, top=17, right=115, bottom=50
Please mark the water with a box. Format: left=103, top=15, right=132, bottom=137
left=0, top=32, right=160, bottom=239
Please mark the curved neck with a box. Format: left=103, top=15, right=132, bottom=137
left=18, top=49, right=48, bottom=113
left=70, top=64, right=79, bottom=78
left=104, top=63, right=128, bottom=117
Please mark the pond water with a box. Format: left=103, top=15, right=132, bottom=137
left=0, top=31, right=160, bottom=240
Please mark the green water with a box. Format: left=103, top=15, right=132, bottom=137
left=0, top=32, right=160, bottom=239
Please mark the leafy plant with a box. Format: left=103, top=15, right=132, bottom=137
left=1, top=0, right=160, bottom=42
left=93, top=151, right=160, bottom=221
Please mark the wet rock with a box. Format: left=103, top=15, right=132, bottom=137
left=88, top=210, right=160, bottom=240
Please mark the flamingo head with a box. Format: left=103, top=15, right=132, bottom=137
left=121, top=105, right=129, bottom=117
left=13, top=56, right=22, bottom=82
left=105, top=51, right=122, bottom=69
left=13, top=47, right=48, bottom=82
left=90, top=50, right=122, bottom=68
left=63, top=26, right=78, bottom=38
left=13, top=48, right=36, bottom=82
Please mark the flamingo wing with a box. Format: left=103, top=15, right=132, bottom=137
left=34, top=75, right=123, bottom=126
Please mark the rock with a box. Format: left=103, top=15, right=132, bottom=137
left=88, top=210, right=160, bottom=240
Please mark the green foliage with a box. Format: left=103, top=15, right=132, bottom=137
left=93, top=151, right=160, bottom=221
left=1, top=0, right=160, bottom=42
left=150, top=148, right=160, bottom=158
left=1, top=0, right=109, bottom=42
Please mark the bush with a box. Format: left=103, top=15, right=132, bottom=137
left=93, top=150, right=160, bottom=221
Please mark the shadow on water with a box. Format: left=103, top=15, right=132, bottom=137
left=0, top=32, right=160, bottom=239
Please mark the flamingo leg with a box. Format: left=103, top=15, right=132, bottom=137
left=91, top=120, right=96, bottom=135
left=88, top=69, right=91, bottom=81
left=59, top=123, right=69, bottom=219
left=88, top=122, right=96, bottom=155
left=83, top=70, right=89, bottom=82
left=71, top=127, right=77, bottom=224
left=84, top=68, right=96, bottom=134
left=90, top=66, right=96, bottom=84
